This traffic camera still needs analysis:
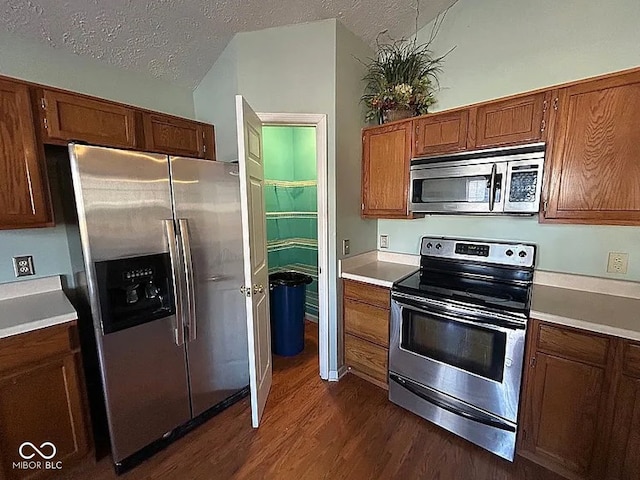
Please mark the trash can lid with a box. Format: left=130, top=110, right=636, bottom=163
left=269, top=271, right=313, bottom=286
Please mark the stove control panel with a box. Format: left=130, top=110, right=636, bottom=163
left=421, top=237, right=536, bottom=267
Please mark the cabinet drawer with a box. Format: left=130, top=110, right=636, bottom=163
left=0, top=322, right=78, bottom=374
left=345, top=334, right=388, bottom=384
left=344, top=298, right=389, bottom=347
left=343, top=280, right=390, bottom=310
left=623, top=341, right=640, bottom=378
left=537, top=323, right=609, bottom=366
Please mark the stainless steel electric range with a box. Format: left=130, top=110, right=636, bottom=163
left=389, top=236, right=536, bottom=461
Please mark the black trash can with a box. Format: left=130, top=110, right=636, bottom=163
left=269, top=271, right=313, bottom=356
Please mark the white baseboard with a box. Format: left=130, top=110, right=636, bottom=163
left=328, top=365, right=348, bottom=382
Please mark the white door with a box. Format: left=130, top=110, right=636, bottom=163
left=236, top=95, right=272, bottom=427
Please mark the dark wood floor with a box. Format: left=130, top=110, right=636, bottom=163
left=61, top=323, right=563, bottom=480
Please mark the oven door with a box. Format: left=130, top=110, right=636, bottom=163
left=409, top=161, right=507, bottom=214
left=389, top=293, right=526, bottom=422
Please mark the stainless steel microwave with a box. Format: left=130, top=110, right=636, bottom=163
left=409, top=143, right=545, bottom=215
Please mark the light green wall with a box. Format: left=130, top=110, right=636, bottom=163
left=379, top=0, right=640, bottom=282
left=194, top=19, right=377, bottom=372
left=193, top=38, right=239, bottom=162
left=0, top=31, right=196, bottom=286
left=335, top=22, right=378, bottom=365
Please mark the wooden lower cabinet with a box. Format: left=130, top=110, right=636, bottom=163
left=519, top=320, right=640, bottom=480
left=0, top=322, right=90, bottom=480
left=343, top=280, right=390, bottom=388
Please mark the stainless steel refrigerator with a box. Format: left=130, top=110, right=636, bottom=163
left=68, top=144, right=249, bottom=471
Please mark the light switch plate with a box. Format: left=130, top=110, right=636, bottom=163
left=380, top=234, right=389, bottom=249
left=342, top=239, right=350, bottom=256
left=13, top=256, right=35, bottom=277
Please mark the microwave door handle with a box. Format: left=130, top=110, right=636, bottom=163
left=488, top=163, right=497, bottom=211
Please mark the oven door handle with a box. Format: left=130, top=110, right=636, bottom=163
left=390, top=373, right=516, bottom=432
left=488, top=163, right=497, bottom=211
left=392, top=295, right=526, bottom=332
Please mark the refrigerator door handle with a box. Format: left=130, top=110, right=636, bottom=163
left=178, top=218, right=197, bottom=342
left=164, top=219, right=185, bottom=346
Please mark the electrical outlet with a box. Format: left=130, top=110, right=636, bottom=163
left=607, top=252, right=628, bottom=274
left=380, top=234, right=389, bottom=249
left=342, top=239, right=350, bottom=256
left=13, top=256, right=35, bottom=277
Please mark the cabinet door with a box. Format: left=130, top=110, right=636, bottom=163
left=607, top=375, right=640, bottom=480
left=520, top=352, right=606, bottom=479
left=0, top=353, right=90, bottom=479
left=475, top=92, right=549, bottom=148
left=143, top=113, right=215, bottom=159
left=362, top=121, right=412, bottom=218
left=544, top=70, right=640, bottom=224
left=0, top=79, right=52, bottom=229
left=413, top=110, right=468, bottom=156
left=42, top=89, right=138, bottom=148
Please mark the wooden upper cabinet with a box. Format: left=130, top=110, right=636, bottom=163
left=362, top=120, right=413, bottom=218
left=543, top=70, right=640, bottom=225
left=142, top=113, right=216, bottom=159
left=474, top=92, right=549, bottom=148
left=413, top=110, right=468, bottom=157
left=41, top=89, right=138, bottom=148
left=0, top=79, right=52, bottom=229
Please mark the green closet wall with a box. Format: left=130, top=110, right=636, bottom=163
left=263, top=126, right=318, bottom=318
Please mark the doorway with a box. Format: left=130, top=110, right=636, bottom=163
left=257, top=113, right=329, bottom=380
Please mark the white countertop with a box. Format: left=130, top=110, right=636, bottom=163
left=0, top=276, right=77, bottom=339
left=531, top=284, right=640, bottom=341
left=340, top=251, right=640, bottom=340
left=340, top=251, right=418, bottom=288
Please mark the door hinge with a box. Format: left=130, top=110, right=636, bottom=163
left=530, top=356, right=537, bottom=368
left=540, top=119, right=546, bottom=133
left=202, top=131, right=206, bottom=153
left=43, top=117, right=48, bottom=130
left=552, top=97, right=559, bottom=110
left=40, top=97, right=47, bottom=110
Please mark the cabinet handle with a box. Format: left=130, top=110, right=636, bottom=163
left=530, top=356, right=537, bottom=368
left=540, top=119, right=546, bottom=133
left=553, top=98, right=559, bottom=110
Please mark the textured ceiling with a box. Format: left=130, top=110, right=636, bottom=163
left=1, top=0, right=458, bottom=89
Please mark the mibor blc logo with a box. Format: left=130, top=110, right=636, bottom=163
left=13, top=442, right=63, bottom=471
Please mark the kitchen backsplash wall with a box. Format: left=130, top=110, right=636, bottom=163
left=264, top=126, right=319, bottom=318
left=378, top=0, right=640, bottom=282
left=378, top=216, right=640, bottom=282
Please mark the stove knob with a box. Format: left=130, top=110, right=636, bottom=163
left=436, top=243, right=442, bottom=250
left=426, top=242, right=432, bottom=249
left=505, top=249, right=514, bottom=257
left=519, top=250, right=527, bottom=258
